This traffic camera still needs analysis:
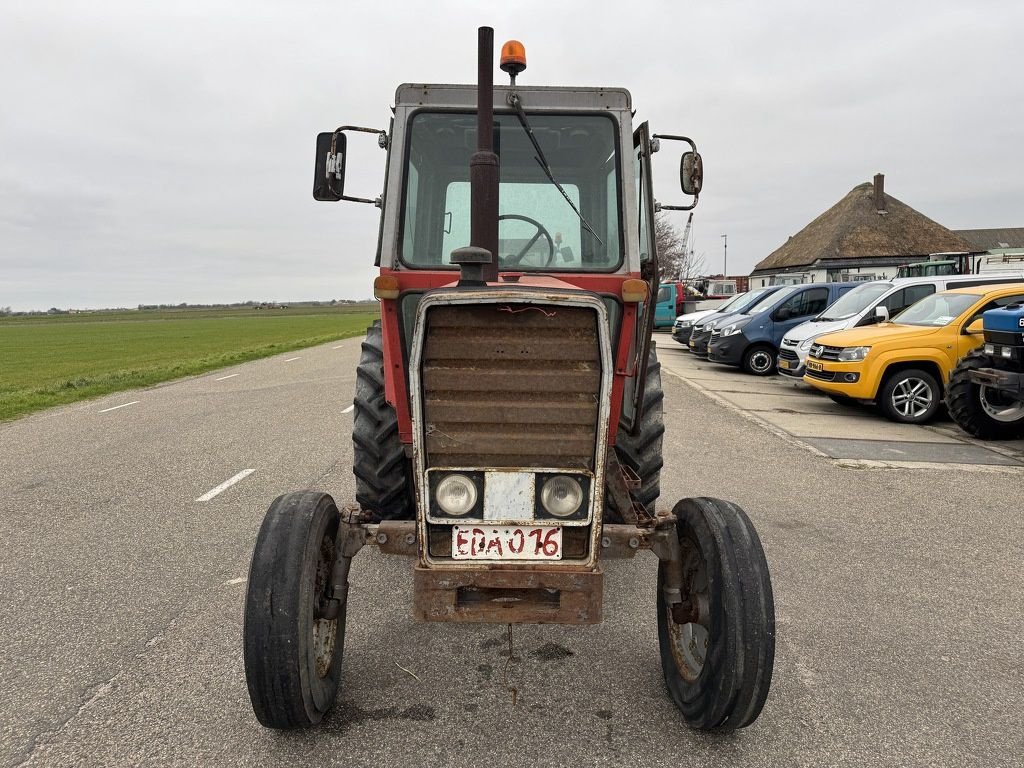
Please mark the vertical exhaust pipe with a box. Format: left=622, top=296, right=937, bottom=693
left=454, top=26, right=500, bottom=284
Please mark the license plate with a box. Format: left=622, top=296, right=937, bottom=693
left=807, top=360, right=823, bottom=372
left=778, top=359, right=790, bottom=369
left=452, top=525, right=562, bottom=561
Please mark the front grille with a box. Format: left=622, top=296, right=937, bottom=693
left=809, top=344, right=843, bottom=361
left=710, top=329, right=722, bottom=341
left=778, top=349, right=799, bottom=362
left=986, top=330, right=1024, bottom=346
left=420, top=304, right=601, bottom=470
left=805, top=368, right=837, bottom=382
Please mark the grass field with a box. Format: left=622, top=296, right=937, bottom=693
left=0, top=304, right=378, bottom=422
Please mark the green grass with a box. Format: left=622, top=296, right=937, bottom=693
left=0, top=305, right=378, bottom=422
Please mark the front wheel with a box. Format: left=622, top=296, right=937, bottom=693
left=742, top=345, right=777, bottom=376
left=657, top=497, right=775, bottom=731
left=878, top=368, right=941, bottom=424
left=946, top=351, right=1024, bottom=439
left=244, top=491, right=346, bottom=728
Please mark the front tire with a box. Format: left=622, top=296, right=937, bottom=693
left=658, top=497, right=775, bottom=731
left=742, top=344, right=777, bottom=376
left=352, top=321, right=414, bottom=521
left=244, top=492, right=346, bottom=728
left=606, top=348, right=665, bottom=520
left=878, top=368, right=941, bottom=424
left=946, top=351, right=1024, bottom=439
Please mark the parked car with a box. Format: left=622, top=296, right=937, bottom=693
left=803, top=283, right=1024, bottom=423
left=778, top=272, right=1024, bottom=378
left=671, top=291, right=747, bottom=345
left=706, top=282, right=858, bottom=375
left=687, top=286, right=785, bottom=356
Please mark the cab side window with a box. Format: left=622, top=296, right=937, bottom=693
left=657, top=285, right=673, bottom=304
left=777, top=287, right=829, bottom=319
left=886, top=284, right=935, bottom=314
left=969, top=293, right=1024, bottom=323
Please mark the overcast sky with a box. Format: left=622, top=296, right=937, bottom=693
left=2, top=0, right=1022, bottom=311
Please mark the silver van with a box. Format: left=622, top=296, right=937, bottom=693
left=777, top=272, right=1024, bottom=377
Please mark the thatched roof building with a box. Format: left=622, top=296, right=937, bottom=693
left=752, top=175, right=974, bottom=279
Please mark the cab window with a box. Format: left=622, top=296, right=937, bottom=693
left=883, top=284, right=936, bottom=314
left=775, top=287, right=828, bottom=319
left=657, top=285, right=673, bottom=303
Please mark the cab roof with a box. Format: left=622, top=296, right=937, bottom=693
left=944, top=282, right=1024, bottom=295
left=394, top=83, right=632, bottom=111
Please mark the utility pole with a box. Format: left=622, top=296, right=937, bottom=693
left=720, top=234, right=728, bottom=278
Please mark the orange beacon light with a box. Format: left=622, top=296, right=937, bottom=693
left=500, top=40, right=527, bottom=83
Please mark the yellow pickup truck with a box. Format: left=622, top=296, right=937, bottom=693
left=802, top=283, right=1024, bottom=423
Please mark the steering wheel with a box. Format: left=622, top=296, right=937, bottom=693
left=498, top=214, right=555, bottom=268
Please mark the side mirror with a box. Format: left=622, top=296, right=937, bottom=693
left=775, top=307, right=792, bottom=321
left=874, top=305, right=890, bottom=323
left=652, top=133, right=701, bottom=211
left=313, top=132, right=346, bottom=201
left=313, top=125, right=388, bottom=204
left=964, top=318, right=984, bottom=335
left=681, top=151, right=703, bottom=197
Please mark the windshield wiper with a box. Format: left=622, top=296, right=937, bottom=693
left=508, top=93, right=603, bottom=244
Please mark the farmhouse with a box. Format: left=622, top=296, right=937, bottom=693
left=750, top=174, right=973, bottom=287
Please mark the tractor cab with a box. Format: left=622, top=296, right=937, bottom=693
left=244, top=27, right=775, bottom=736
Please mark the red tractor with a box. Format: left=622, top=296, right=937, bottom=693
left=243, top=28, right=775, bottom=732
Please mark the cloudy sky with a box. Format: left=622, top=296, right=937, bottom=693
left=2, top=0, right=1022, bottom=311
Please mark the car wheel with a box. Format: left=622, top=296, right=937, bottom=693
left=879, top=368, right=941, bottom=424
left=742, top=345, right=776, bottom=376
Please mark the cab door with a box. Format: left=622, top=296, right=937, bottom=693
left=619, top=122, right=659, bottom=433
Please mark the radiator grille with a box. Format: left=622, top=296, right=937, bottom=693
left=420, top=304, right=601, bottom=470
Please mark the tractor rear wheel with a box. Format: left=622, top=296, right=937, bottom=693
left=352, top=321, right=414, bottom=521
left=946, top=351, right=1024, bottom=440
left=244, top=491, right=346, bottom=728
left=658, top=497, right=775, bottom=731
left=606, top=347, right=664, bottom=520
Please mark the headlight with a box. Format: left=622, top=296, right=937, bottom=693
left=540, top=475, right=584, bottom=518
left=720, top=323, right=743, bottom=337
left=837, top=346, right=871, bottom=362
left=799, top=338, right=814, bottom=351
left=435, top=474, right=478, bottom=516
left=679, top=319, right=693, bottom=328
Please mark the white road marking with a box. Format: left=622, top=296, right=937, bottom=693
left=215, top=373, right=239, bottom=381
left=196, top=469, right=255, bottom=502
left=99, top=401, right=139, bottom=413
left=223, top=577, right=246, bottom=586
left=284, top=356, right=301, bottom=362
left=332, top=345, right=345, bottom=350
left=341, top=404, right=354, bottom=414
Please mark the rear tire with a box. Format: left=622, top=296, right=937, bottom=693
left=946, top=351, right=1024, bottom=439
left=658, top=497, right=775, bottom=731
left=742, top=345, right=777, bottom=376
left=352, top=321, right=414, bottom=521
left=244, top=492, right=345, bottom=729
left=878, top=368, right=941, bottom=424
left=606, top=348, right=665, bottom=520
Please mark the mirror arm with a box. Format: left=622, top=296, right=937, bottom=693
left=328, top=125, right=388, bottom=205
left=652, top=133, right=701, bottom=211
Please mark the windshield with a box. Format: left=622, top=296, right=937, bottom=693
left=741, top=286, right=794, bottom=314
left=724, top=287, right=776, bottom=314
left=716, top=292, right=747, bottom=312
left=892, top=292, right=980, bottom=326
left=400, top=112, right=621, bottom=270
left=818, top=282, right=892, bottom=321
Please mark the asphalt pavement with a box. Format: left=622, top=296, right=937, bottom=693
left=1, top=335, right=1022, bottom=767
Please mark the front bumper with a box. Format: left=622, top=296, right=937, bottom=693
left=672, top=325, right=694, bottom=345
left=708, top=332, right=747, bottom=366
left=802, top=359, right=873, bottom=398
left=688, top=330, right=711, bottom=356
left=777, top=345, right=807, bottom=377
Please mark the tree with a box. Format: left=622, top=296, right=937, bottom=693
left=656, top=212, right=705, bottom=282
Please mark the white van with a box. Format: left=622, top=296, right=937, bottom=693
left=777, top=272, right=1024, bottom=377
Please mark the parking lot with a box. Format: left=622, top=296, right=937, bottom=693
left=657, top=335, right=1024, bottom=471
